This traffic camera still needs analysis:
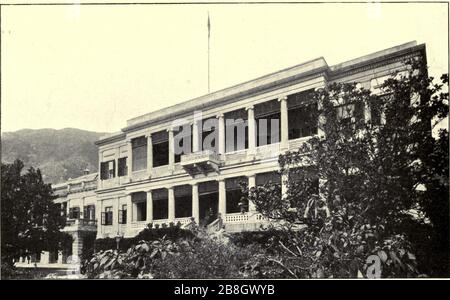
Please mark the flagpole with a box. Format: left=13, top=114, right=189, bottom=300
left=207, top=11, right=210, bottom=93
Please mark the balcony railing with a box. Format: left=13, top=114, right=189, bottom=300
left=225, top=212, right=268, bottom=223
left=65, top=218, right=97, bottom=226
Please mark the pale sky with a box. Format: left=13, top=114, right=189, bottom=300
left=1, top=2, right=448, bottom=133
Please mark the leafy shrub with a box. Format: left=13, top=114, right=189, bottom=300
left=93, top=222, right=195, bottom=253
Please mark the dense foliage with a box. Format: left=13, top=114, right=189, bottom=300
left=84, top=226, right=253, bottom=279
left=1, top=159, right=72, bottom=266
left=93, top=222, right=195, bottom=253
left=242, top=59, right=448, bottom=278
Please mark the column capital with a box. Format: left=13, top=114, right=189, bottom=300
left=166, top=127, right=174, bottom=133
left=190, top=182, right=198, bottom=187
left=145, top=189, right=152, bottom=193
left=278, top=95, right=287, bottom=102
left=216, top=113, right=224, bottom=119
left=245, top=105, right=254, bottom=111
left=145, top=132, right=152, bottom=139
left=278, top=95, right=288, bottom=102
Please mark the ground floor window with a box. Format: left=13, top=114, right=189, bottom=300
left=226, top=176, right=248, bottom=213
left=69, top=206, right=80, bottom=219
left=102, top=206, right=113, bottom=226
left=153, top=189, right=168, bottom=220
left=175, top=185, right=192, bottom=218
left=119, top=204, right=127, bottom=224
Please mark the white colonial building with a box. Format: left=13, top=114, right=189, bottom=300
left=48, top=41, right=426, bottom=261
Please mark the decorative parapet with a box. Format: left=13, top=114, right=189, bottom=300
left=62, top=218, right=97, bottom=232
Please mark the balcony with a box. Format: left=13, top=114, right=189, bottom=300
left=180, top=150, right=221, bottom=176
left=62, top=218, right=97, bottom=233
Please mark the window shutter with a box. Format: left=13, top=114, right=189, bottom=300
left=101, top=212, right=106, bottom=225
left=100, top=162, right=107, bottom=180
left=255, top=99, right=279, bottom=117
left=118, top=210, right=123, bottom=224
left=225, top=176, right=248, bottom=190
left=83, top=206, right=88, bottom=219
left=69, top=208, right=74, bottom=219
left=199, top=181, right=219, bottom=195
left=287, top=89, right=315, bottom=109
left=256, top=172, right=281, bottom=186
left=152, top=131, right=168, bottom=144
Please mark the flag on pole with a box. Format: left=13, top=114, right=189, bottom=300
left=207, top=12, right=211, bottom=38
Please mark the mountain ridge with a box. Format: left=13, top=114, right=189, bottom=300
left=1, top=128, right=108, bottom=184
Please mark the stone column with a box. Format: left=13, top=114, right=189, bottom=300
left=80, top=197, right=85, bottom=219
left=217, top=113, right=225, bottom=155
left=246, top=105, right=256, bottom=153
left=192, top=183, right=199, bottom=223
left=218, top=179, right=226, bottom=219
left=192, top=120, right=200, bottom=153
left=98, top=150, right=102, bottom=189
left=168, top=187, right=175, bottom=222
left=147, top=134, right=153, bottom=176
left=71, top=232, right=83, bottom=259
left=115, top=148, right=120, bottom=178
left=96, top=199, right=103, bottom=239
left=167, top=128, right=175, bottom=169
left=146, top=190, right=153, bottom=224
left=113, top=197, right=120, bottom=234
left=278, top=96, right=289, bottom=150
left=248, top=175, right=256, bottom=212
left=126, top=194, right=133, bottom=226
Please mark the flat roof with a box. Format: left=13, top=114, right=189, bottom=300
left=97, top=41, right=424, bottom=144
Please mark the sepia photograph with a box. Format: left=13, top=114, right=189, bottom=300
left=0, top=0, right=449, bottom=285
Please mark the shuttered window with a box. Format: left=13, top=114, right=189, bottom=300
left=199, top=181, right=218, bottom=195
left=175, top=185, right=192, bottom=218
left=224, top=108, right=248, bottom=152
left=152, top=131, right=169, bottom=167
left=202, top=118, right=218, bottom=152
left=69, top=207, right=80, bottom=219
left=287, top=89, right=318, bottom=139
left=102, top=207, right=113, bottom=226
left=174, top=125, right=192, bottom=163
left=118, top=204, right=127, bottom=224
left=152, top=189, right=168, bottom=220
left=83, top=205, right=95, bottom=220
left=226, top=176, right=248, bottom=214
left=100, top=160, right=115, bottom=180
left=256, top=171, right=281, bottom=186
left=118, top=157, right=128, bottom=177
left=132, top=137, right=147, bottom=171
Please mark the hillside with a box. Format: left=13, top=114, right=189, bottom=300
left=1, top=128, right=107, bottom=184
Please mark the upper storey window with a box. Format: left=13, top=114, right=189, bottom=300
left=288, top=89, right=318, bottom=140
left=255, top=99, right=280, bottom=146
left=118, top=157, right=128, bottom=177
left=153, top=130, right=169, bottom=167
left=202, top=118, right=218, bottom=152
left=100, top=160, right=115, bottom=180
left=132, top=136, right=147, bottom=172
left=225, top=108, right=248, bottom=153
left=174, top=124, right=192, bottom=163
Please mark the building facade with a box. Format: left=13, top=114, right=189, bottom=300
left=46, top=41, right=426, bottom=262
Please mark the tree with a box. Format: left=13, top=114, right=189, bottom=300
left=1, top=159, right=70, bottom=266
left=243, top=59, right=448, bottom=278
